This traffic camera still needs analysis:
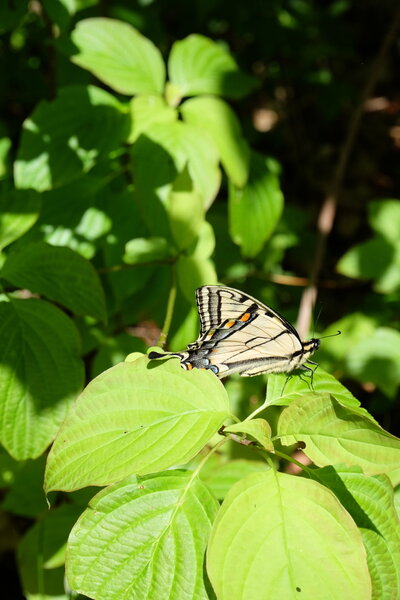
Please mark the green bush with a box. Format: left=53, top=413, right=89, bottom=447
left=1, top=2, right=399, bottom=599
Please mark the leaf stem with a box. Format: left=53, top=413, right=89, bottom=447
left=158, top=268, right=177, bottom=348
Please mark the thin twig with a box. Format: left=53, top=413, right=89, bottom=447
left=296, top=8, right=400, bottom=337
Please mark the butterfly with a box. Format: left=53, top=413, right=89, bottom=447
left=148, top=285, right=320, bottom=378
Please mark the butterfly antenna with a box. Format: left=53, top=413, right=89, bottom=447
left=318, top=330, right=342, bottom=340
left=313, top=304, right=324, bottom=338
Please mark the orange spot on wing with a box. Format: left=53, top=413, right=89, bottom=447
left=240, top=312, right=251, bottom=322
left=226, top=320, right=236, bottom=328
left=186, top=363, right=193, bottom=370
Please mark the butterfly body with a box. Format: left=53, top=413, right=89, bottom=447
left=149, top=286, right=320, bottom=378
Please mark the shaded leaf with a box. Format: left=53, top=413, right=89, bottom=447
left=18, top=504, right=82, bottom=600
left=2, top=242, right=106, bottom=321
left=229, top=152, right=283, bottom=257
left=0, top=190, right=41, bottom=251
left=346, top=327, right=400, bottom=398
left=14, top=85, right=129, bottom=191
left=0, top=298, right=83, bottom=459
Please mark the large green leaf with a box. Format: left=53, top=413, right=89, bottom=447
left=277, top=394, right=400, bottom=482
left=207, top=470, right=371, bottom=599
left=0, top=298, right=83, bottom=459
left=314, top=467, right=400, bottom=599
left=67, top=471, right=219, bottom=600
left=0, top=190, right=41, bottom=251
left=346, top=327, right=400, bottom=398
left=70, top=18, right=165, bottom=95
left=181, top=96, right=249, bottom=187
left=14, top=85, right=129, bottom=191
left=2, top=242, right=106, bottom=321
left=45, top=356, right=231, bottom=491
left=229, top=152, right=284, bottom=257
left=18, top=504, right=82, bottom=600
left=168, top=34, right=256, bottom=99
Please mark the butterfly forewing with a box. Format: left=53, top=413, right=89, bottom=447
left=149, top=285, right=320, bottom=378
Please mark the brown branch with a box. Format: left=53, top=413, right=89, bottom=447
left=296, top=8, right=400, bottom=337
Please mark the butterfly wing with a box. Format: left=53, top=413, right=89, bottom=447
left=190, top=286, right=306, bottom=377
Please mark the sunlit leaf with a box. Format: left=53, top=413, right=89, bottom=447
left=45, top=356, right=230, bottom=491
left=71, top=18, right=165, bottom=95
left=207, top=470, right=371, bottom=599
left=181, top=96, right=249, bottom=187
left=169, top=34, right=256, bottom=99
left=278, top=394, right=400, bottom=482
left=67, top=471, right=219, bottom=600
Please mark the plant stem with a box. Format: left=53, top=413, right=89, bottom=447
left=158, top=269, right=177, bottom=348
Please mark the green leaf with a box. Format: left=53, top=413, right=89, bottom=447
left=0, top=189, right=41, bottom=251
left=45, top=356, right=230, bottom=491
left=133, top=121, right=221, bottom=212
left=2, top=242, right=106, bottom=321
left=177, top=255, right=218, bottom=302
left=66, top=471, right=219, bottom=600
left=277, top=394, right=400, bottom=482
left=128, top=94, right=177, bottom=143
left=91, top=332, right=146, bottom=378
left=71, top=18, right=165, bottom=95
left=0, top=136, right=11, bottom=179
left=181, top=96, right=249, bottom=187
left=14, top=85, right=129, bottom=191
left=200, top=457, right=269, bottom=500
left=124, top=237, right=172, bottom=264
left=337, top=236, right=394, bottom=279
left=14, top=175, right=111, bottom=260
left=229, top=152, right=283, bottom=257
left=265, top=366, right=361, bottom=410
left=0, top=298, right=83, bottom=459
left=18, top=504, right=82, bottom=600
left=368, top=199, right=400, bottom=243
left=2, top=456, right=47, bottom=517
left=207, top=470, right=371, bottom=599
left=314, top=468, right=400, bottom=599
left=168, top=34, right=257, bottom=99
left=346, top=327, right=400, bottom=398
left=316, top=312, right=377, bottom=367
left=168, top=184, right=205, bottom=251
left=224, top=419, right=273, bottom=450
